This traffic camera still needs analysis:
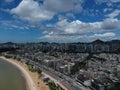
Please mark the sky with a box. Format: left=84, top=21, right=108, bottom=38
left=0, top=0, right=120, bottom=43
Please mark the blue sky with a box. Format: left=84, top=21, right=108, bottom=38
left=0, top=0, right=120, bottom=43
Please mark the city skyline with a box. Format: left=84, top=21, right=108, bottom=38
left=0, top=0, right=120, bottom=43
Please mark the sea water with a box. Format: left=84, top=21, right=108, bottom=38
left=0, top=59, right=26, bottom=90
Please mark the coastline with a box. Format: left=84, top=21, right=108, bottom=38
left=0, top=56, right=49, bottom=90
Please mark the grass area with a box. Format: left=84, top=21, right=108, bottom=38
left=47, top=81, right=64, bottom=90
left=28, top=65, right=37, bottom=72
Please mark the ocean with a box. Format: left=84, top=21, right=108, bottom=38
left=0, top=58, right=26, bottom=90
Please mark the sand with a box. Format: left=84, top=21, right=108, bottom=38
left=0, top=56, right=49, bottom=90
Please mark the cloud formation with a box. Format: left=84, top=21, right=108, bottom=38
left=10, top=0, right=83, bottom=23
left=10, top=0, right=54, bottom=23
left=44, top=18, right=120, bottom=35
left=40, top=32, right=116, bottom=42
left=39, top=18, right=120, bottom=42
left=106, top=9, right=120, bottom=18
left=7, top=0, right=120, bottom=42
left=0, top=20, right=31, bottom=30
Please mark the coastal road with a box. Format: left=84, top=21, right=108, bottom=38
left=31, top=60, right=91, bottom=90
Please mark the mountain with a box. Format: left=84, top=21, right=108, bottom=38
left=91, top=39, right=105, bottom=44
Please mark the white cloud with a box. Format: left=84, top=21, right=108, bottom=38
left=106, top=9, right=120, bottom=18
left=40, top=18, right=120, bottom=42
left=9, top=0, right=120, bottom=42
left=73, top=3, right=83, bottom=13
left=87, top=32, right=116, bottom=42
left=106, top=3, right=113, bottom=7
left=78, top=32, right=116, bottom=42
left=10, top=0, right=55, bottom=23
left=39, top=16, right=120, bottom=42
left=10, top=0, right=83, bottom=23
left=40, top=35, right=78, bottom=42
left=43, top=0, right=83, bottom=13
left=0, top=20, right=31, bottom=30
left=101, top=18, right=120, bottom=30
left=104, top=8, right=113, bottom=12
left=52, top=18, right=120, bottom=35
left=44, top=0, right=74, bottom=12
left=66, top=13, right=75, bottom=19
left=58, top=15, right=66, bottom=21
left=39, top=32, right=116, bottom=42
left=90, top=32, right=115, bottom=38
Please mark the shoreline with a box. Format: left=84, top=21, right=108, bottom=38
left=0, top=56, right=49, bottom=90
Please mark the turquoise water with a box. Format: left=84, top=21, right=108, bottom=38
left=0, top=59, right=26, bottom=90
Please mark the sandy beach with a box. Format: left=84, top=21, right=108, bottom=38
left=0, top=56, right=49, bottom=90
